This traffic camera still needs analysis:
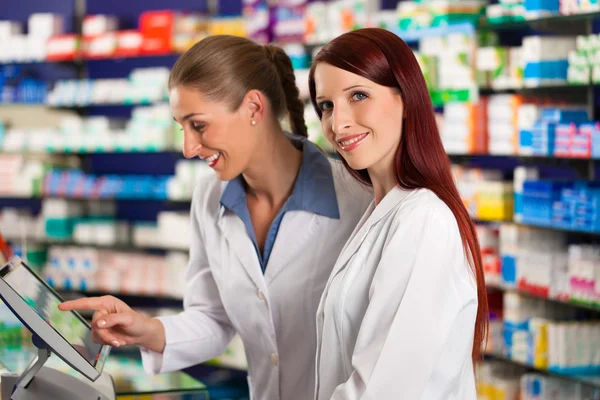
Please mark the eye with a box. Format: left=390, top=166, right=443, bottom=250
left=351, top=92, right=368, bottom=102
left=318, top=101, right=333, bottom=112
left=190, top=122, right=206, bottom=133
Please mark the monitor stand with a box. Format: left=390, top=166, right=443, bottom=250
left=1, top=335, right=115, bottom=400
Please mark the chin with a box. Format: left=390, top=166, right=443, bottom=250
left=343, top=156, right=374, bottom=172
left=214, top=170, right=237, bottom=182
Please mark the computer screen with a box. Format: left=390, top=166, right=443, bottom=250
left=0, top=258, right=105, bottom=370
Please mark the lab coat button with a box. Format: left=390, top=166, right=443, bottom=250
left=271, top=353, right=279, bottom=366
left=257, top=289, right=265, bottom=300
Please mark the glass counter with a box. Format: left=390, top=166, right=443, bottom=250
left=0, top=344, right=209, bottom=400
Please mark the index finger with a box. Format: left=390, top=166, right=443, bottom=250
left=58, top=297, right=107, bottom=312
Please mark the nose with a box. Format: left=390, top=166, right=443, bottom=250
left=331, top=104, right=353, bottom=135
left=182, top=128, right=203, bottom=159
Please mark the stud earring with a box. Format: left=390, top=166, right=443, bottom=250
left=251, top=120, right=256, bottom=126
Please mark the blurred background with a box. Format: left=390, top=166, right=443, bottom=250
left=2, top=0, right=600, bottom=399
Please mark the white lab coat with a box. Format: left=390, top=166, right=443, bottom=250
left=141, top=159, right=372, bottom=400
left=315, top=186, right=478, bottom=400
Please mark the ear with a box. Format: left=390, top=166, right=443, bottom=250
left=242, top=89, right=266, bottom=125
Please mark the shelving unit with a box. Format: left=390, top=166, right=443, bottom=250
left=485, top=353, right=600, bottom=388
left=431, top=11, right=600, bottom=392
left=0, top=2, right=201, bottom=314
left=391, top=21, right=476, bottom=43
left=480, top=11, right=600, bottom=31
left=0, top=150, right=183, bottom=156
left=487, top=283, right=600, bottom=313
left=28, top=238, right=189, bottom=253
left=58, top=289, right=183, bottom=309
left=473, top=218, right=600, bottom=235
left=0, top=196, right=192, bottom=204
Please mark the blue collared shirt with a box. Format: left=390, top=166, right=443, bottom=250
left=220, top=137, right=340, bottom=272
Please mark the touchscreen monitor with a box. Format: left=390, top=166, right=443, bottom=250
left=0, top=256, right=110, bottom=381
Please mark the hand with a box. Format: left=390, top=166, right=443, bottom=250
left=58, top=295, right=165, bottom=352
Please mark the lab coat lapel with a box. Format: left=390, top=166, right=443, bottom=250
left=327, top=206, right=374, bottom=283
left=264, top=212, right=321, bottom=285
left=217, top=210, right=265, bottom=291
left=328, top=187, right=414, bottom=282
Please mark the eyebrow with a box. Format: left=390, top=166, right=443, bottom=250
left=173, top=113, right=204, bottom=123
left=343, top=85, right=366, bottom=91
left=182, top=113, right=203, bottom=121
left=315, top=84, right=368, bottom=101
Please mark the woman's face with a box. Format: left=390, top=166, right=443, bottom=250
left=170, top=86, right=256, bottom=181
left=313, top=63, right=404, bottom=173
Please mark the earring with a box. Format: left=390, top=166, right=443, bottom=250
left=251, top=120, right=256, bottom=126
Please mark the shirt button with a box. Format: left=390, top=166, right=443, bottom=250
left=257, top=289, right=265, bottom=300
left=271, top=353, right=279, bottom=366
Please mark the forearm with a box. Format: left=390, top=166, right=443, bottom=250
left=140, top=310, right=236, bottom=375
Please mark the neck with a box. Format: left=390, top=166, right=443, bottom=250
left=368, top=156, right=398, bottom=205
left=242, top=123, right=303, bottom=206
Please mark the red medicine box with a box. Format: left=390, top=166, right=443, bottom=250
left=115, top=30, right=143, bottom=58
left=46, top=34, right=80, bottom=61
left=139, top=10, right=174, bottom=55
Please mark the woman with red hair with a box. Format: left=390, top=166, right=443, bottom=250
left=309, top=28, right=488, bottom=399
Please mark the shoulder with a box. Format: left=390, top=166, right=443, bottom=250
left=328, top=159, right=373, bottom=214
left=398, top=188, right=455, bottom=221
left=386, top=188, right=475, bottom=292
left=391, top=188, right=460, bottom=238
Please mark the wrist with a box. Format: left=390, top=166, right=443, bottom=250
left=139, top=317, right=166, bottom=353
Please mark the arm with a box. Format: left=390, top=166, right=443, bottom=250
left=141, top=187, right=236, bottom=374
left=330, top=207, right=478, bottom=400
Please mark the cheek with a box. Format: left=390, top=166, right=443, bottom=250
left=370, top=104, right=402, bottom=138
left=320, top=115, right=334, bottom=139
left=208, top=121, right=237, bottom=149
left=358, top=102, right=379, bottom=125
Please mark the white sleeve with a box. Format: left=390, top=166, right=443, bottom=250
left=141, top=188, right=236, bottom=375
left=330, top=207, right=478, bottom=400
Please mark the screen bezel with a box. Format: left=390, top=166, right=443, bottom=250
left=0, top=256, right=110, bottom=381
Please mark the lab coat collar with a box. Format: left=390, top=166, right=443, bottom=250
left=218, top=137, right=340, bottom=220
left=217, top=214, right=266, bottom=290
left=330, top=186, right=413, bottom=281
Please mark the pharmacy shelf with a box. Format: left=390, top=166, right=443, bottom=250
left=485, top=353, right=600, bottom=388
left=0, top=195, right=191, bottom=204
left=0, top=103, right=47, bottom=107
left=472, top=218, right=600, bottom=237
left=49, top=101, right=168, bottom=110
left=486, top=283, right=600, bottom=314
left=0, top=103, right=168, bottom=111
left=391, top=22, right=477, bottom=44
left=518, top=221, right=600, bottom=236
left=479, top=83, right=591, bottom=95
left=16, top=238, right=189, bottom=253
left=5, top=237, right=189, bottom=253
left=305, top=24, right=477, bottom=51
left=0, top=59, right=83, bottom=66
left=309, top=13, right=600, bottom=50
left=0, top=52, right=183, bottom=66
left=449, top=153, right=599, bottom=162
left=471, top=217, right=511, bottom=224
left=0, top=150, right=182, bottom=156
left=481, top=11, right=600, bottom=31
left=57, top=289, right=183, bottom=309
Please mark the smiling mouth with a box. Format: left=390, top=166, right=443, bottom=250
left=337, top=133, right=369, bottom=151
left=203, top=152, right=221, bottom=167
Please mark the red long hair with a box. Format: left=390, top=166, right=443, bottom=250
left=308, top=28, right=488, bottom=364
